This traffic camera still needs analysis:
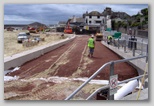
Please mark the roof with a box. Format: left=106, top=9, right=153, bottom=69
left=70, top=17, right=84, bottom=23
left=86, top=11, right=104, bottom=16
left=58, top=21, right=66, bottom=25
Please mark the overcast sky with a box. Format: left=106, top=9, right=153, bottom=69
left=4, top=4, right=148, bottom=25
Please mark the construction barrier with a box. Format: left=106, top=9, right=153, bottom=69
left=22, top=40, right=39, bottom=47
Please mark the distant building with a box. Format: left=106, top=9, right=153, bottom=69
left=69, top=16, right=85, bottom=26
left=4, top=22, right=48, bottom=31
left=102, top=7, right=130, bottom=19
left=56, top=21, right=66, bottom=32
left=83, top=11, right=106, bottom=33
left=4, top=24, right=27, bottom=30
left=49, top=24, right=57, bottom=29
left=57, top=21, right=66, bottom=27
left=84, top=11, right=105, bottom=26
left=102, top=7, right=112, bottom=16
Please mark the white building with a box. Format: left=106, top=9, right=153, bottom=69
left=84, top=11, right=105, bottom=26
left=82, top=11, right=106, bottom=33
left=106, top=18, right=112, bottom=29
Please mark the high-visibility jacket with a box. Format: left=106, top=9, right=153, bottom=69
left=88, top=38, right=95, bottom=48
left=107, top=35, right=113, bottom=40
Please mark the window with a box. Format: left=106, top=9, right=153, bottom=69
left=95, top=21, right=101, bottom=23
left=102, top=19, right=104, bottom=24
left=89, top=21, right=91, bottom=24
left=89, top=16, right=92, bottom=18
left=97, top=16, right=100, bottom=18
left=86, top=19, right=87, bottom=23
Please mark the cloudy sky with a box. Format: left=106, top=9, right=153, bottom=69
left=4, top=4, right=148, bottom=25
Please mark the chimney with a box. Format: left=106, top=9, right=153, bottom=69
left=73, top=15, right=76, bottom=22
left=86, top=11, right=88, bottom=14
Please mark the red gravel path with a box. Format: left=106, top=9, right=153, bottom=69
left=7, top=35, right=138, bottom=80
left=80, top=41, right=138, bottom=81
left=5, top=35, right=138, bottom=100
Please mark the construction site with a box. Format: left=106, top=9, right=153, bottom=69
left=3, top=5, right=149, bottom=100
left=4, top=22, right=148, bottom=100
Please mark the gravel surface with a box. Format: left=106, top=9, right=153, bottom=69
left=4, top=35, right=138, bottom=100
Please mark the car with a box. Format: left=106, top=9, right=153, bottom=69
left=33, top=35, right=40, bottom=42
left=17, top=32, right=31, bottom=43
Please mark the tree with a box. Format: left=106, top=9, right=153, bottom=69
left=131, top=22, right=140, bottom=27
left=127, top=20, right=132, bottom=26
left=122, top=23, right=127, bottom=28
left=142, top=20, right=147, bottom=25
left=141, top=8, right=148, bottom=16
left=145, top=15, right=148, bottom=22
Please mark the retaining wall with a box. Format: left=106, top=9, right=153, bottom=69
left=102, top=41, right=147, bottom=73
left=4, top=35, right=76, bottom=70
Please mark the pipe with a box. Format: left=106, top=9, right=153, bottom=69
left=114, top=79, right=138, bottom=100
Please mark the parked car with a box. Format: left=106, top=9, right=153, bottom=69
left=33, top=35, right=40, bottom=42
left=17, top=32, right=31, bottom=43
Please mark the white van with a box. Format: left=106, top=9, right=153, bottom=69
left=17, top=32, right=31, bottom=43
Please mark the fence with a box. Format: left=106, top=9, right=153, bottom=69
left=65, top=55, right=148, bottom=100
left=103, top=32, right=148, bottom=58
left=113, top=34, right=148, bottom=57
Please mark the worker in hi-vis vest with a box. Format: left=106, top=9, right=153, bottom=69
left=88, top=35, right=95, bottom=58
left=107, top=35, right=113, bottom=44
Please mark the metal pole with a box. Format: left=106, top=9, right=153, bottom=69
left=141, top=39, right=143, bottom=55
left=133, top=40, right=135, bottom=56
left=108, top=62, right=114, bottom=100
left=146, top=44, right=148, bottom=62
left=118, top=39, right=119, bottom=49
left=124, top=39, right=126, bottom=53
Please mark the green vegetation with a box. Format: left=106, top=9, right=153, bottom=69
left=111, top=8, right=148, bottom=30
left=131, top=8, right=148, bottom=28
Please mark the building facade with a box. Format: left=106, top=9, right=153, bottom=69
left=83, top=11, right=106, bottom=33
left=84, top=11, right=105, bottom=26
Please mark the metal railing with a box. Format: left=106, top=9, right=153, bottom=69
left=113, top=38, right=148, bottom=57
left=103, top=32, right=148, bottom=58
left=104, top=35, right=148, bottom=57
left=65, top=55, right=148, bottom=100
left=86, top=74, right=148, bottom=100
